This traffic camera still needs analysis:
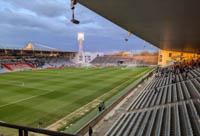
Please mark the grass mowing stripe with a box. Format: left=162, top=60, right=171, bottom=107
left=64, top=68, right=153, bottom=133
left=0, top=81, right=53, bottom=92
left=0, top=67, right=124, bottom=90
left=0, top=67, right=153, bottom=135
left=46, top=69, right=147, bottom=130
left=0, top=90, right=54, bottom=108
left=0, top=67, right=118, bottom=82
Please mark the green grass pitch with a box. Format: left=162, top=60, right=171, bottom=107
left=0, top=66, right=153, bottom=135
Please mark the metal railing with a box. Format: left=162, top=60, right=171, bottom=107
left=0, top=121, right=77, bottom=136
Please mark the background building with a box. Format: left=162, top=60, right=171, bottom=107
left=158, top=50, right=200, bottom=66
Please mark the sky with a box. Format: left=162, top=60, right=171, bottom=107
left=0, top=0, right=157, bottom=53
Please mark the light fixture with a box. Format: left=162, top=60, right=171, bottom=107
left=70, top=0, right=80, bottom=24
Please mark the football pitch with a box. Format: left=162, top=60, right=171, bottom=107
left=0, top=66, right=153, bottom=135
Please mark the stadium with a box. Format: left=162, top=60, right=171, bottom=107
left=0, top=0, right=200, bottom=136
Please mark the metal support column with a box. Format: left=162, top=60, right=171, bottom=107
left=24, top=130, right=28, bottom=136
left=18, top=129, right=23, bottom=136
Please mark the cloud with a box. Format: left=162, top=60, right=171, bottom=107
left=2, top=0, right=68, bottom=18
left=0, top=0, right=157, bottom=52
left=0, top=8, right=77, bottom=50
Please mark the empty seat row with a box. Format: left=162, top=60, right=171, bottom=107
left=146, top=68, right=200, bottom=90
left=128, top=79, right=200, bottom=111
left=105, top=101, right=200, bottom=136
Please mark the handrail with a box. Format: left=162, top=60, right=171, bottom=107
left=0, top=121, right=76, bottom=136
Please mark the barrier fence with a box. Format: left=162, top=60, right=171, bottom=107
left=0, top=122, right=76, bottom=136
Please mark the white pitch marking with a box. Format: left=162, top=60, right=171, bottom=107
left=0, top=82, right=52, bottom=92
left=0, top=90, right=55, bottom=108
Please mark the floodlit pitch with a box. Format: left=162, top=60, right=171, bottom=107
left=0, top=66, right=153, bottom=135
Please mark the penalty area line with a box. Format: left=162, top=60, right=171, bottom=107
left=0, top=82, right=52, bottom=92
left=0, top=90, right=55, bottom=109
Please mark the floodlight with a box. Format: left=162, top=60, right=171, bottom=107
left=71, top=19, right=80, bottom=24
left=70, top=1, right=80, bottom=24
left=78, top=32, right=85, bottom=41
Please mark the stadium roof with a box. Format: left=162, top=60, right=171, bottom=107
left=0, top=43, right=76, bottom=53
left=79, top=0, right=200, bottom=53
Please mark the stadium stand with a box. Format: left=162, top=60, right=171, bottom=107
left=3, top=63, right=35, bottom=71
left=0, top=47, right=77, bottom=73
left=0, top=55, right=75, bottom=72
left=105, top=59, right=200, bottom=136
left=42, top=57, right=74, bottom=68
left=91, top=56, right=139, bottom=66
